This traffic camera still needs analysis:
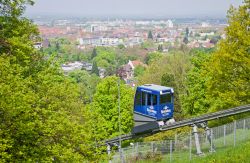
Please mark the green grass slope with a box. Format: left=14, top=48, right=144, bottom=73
left=135, top=139, right=250, bottom=163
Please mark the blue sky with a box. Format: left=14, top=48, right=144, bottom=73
left=26, top=0, right=243, bottom=18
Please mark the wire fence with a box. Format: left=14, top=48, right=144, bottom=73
left=111, top=117, right=250, bottom=163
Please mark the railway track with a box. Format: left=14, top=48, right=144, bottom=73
left=106, top=104, right=250, bottom=144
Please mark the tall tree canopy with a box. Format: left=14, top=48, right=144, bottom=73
left=148, top=30, right=153, bottom=39
left=0, top=1, right=101, bottom=161
left=89, top=76, right=134, bottom=139
left=139, top=51, right=191, bottom=120
left=205, top=0, right=250, bottom=112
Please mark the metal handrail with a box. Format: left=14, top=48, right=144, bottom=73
left=106, top=104, right=250, bottom=144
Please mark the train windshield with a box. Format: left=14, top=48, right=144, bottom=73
left=160, top=93, right=172, bottom=104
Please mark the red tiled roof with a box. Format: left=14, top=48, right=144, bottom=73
left=131, top=60, right=144, bottom=67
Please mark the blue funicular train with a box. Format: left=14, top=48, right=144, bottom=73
left=133, top=84, right=175, bottom=133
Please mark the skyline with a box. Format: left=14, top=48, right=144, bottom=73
left=26, top=0, right=243, bottom=19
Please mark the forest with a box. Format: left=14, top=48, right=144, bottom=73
left=0, top=0, right=249, bottom=162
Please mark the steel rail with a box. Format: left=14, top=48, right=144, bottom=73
left=105, top=104, right=250, bottom=144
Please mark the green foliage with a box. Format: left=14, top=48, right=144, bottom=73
left=145, top=52, right=163, bottom=64
left=134, top=65, right=146, bottom=77
left=92, top=47, right=116, bottom=71
left=139, top=51, right=191, bottom=120
left=0, top=1, right=104, bottom=161
left=90, top=76, right=134, bottom=139
left=0, top=0, right=34, bottom=17
left=91, top=47, right=97, bottom=59
left=68, top=69, right=100, bottom=103
left=144, top=127, right=191, bottom=142
left=42, top=38, right=86, bottom=63
left=192, top=139, right=250, bottom=163
left=0, top=55, right=96, bottom=161
left=157, top=44, right=163, bottom=52
left=0, top=0, right=39, bottom=66
left=182, top=50, right=212, bottom=116
left=128, top=152, right=162, bottom=162
left=141, top=40, right=155, bottom=49
left=118, top=44, right=125, bottom=49
left=91, top=61, right=100, bottom=76
left=141, top=138, right=250, bottom=163
left=205, top=1, right=250, bottom=112
left=182, top=1, right=250, bottom=118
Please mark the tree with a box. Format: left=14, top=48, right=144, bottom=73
left=91, top=61, right=99, bottom=76
left=90, top=76, right=134, bottom=139
left=183, top=36, right=189, bottom=44
left=205, top=0, right=250, bottom=112
left=118, top=44, right=125, bottom=49
left=182, top=50, right=212, bottom=116
left=68, top=70, right=100, bottom=103
left=139, top=51, right=191, bottom=120
left=148, top=30, right=153, bottom=39
left=134, top=65, right=146, bottom=77
left=55, top=41, right=60, bottom=50
left=185, top=27, right=189, bottom=37
left=92, top=47, right=116, bottom=70
left=91, top=47, right=97, bottom=59
left=0, top=1, right=102, bottom=161
left=158, top=44, right=163, bottom=52
left=210, top=36, right=221, bottom=44
left=0, top=0, right=39, bottom=66
left=145, top=52, right=163, bottom=64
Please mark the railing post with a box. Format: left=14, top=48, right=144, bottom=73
left=136, top=142, right=138, bottom=156
left=170, top=140, right=172, bottom=163
left=234, top=121, right=236, bottom=147
left=189, top=130, right=192, bottom=160
left=175, top=133, right=178, bottom=147
left=151, top=142, right=154, bottom=152
left=210, top=128, right=213, bottom=152
left=243, top=119, right=246, bottom=140
left=107, top=144, right=112, bottom=163
left=193, top=124, right=202, bottom=155
left=224, top=124, right=226, bottom=146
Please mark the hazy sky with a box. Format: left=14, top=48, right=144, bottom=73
left=26, top=0, right=243, bottom=18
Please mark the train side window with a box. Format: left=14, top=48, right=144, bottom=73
left=160, top=94, right=172, bottom=104
left=135, top=91, right=141, bottom=105
left=152, top=94, right=157, bottom=105
left=147, top=94, right=151, bottom=105
left=142, top=92, right=146, bottom=106
left=147, top=94, right=157, bottom=106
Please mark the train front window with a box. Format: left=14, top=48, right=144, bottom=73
left=135, top=91, right=141, bottom=105
left=160, top=94, right=172, bottom=104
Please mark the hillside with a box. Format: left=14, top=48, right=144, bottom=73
left=139, top=139, right=250, bottom=163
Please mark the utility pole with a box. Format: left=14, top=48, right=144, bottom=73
left=118, top=79, right=123, bottom=162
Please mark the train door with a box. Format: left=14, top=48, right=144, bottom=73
left=144, top=93, right=158, bottom=117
